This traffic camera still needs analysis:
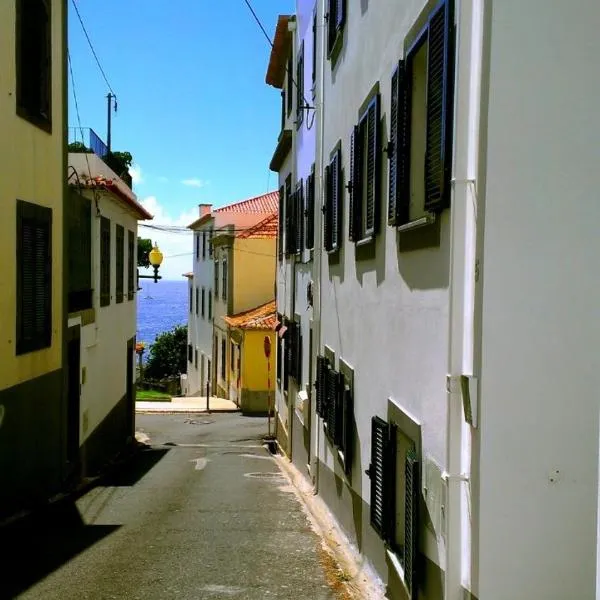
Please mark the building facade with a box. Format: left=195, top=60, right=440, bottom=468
left=268, top=1, right=600, bottom=599
left=0, top=0, right=68, bottom=518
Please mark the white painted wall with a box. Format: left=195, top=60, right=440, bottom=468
left=477, top=2, right=600, bottom=598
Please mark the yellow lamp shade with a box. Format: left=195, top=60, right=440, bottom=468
left=149, top=243, right=163, bottom=267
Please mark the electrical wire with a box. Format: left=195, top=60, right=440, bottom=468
left=70, top=0, right=116, bottom=97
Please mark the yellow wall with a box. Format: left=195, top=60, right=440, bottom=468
left=241, top=330, right=276, bottom=393
left=233, top=238, right=276, bottom=314
left=0, top=0, right=66, bottom=391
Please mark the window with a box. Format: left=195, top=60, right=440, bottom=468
left=367, top=416, right=420, bottom=599
left=189, top=285, right=193, bottom=313
left=195, top=287, right=199, bottom=315
left=349, top=93, right=381, bottom=243
left=284, top=175, right=294, bottom=255
left=327, top=0, right=345, bottom=58
left=214, top=261, right=219, bottom=297
left=202, top=231, right=207, bottom=259
left=388, top=0, right=454, bottom=227
left=188, top=344, right=193, bottom=363
left=286, top=318, right=302, bottom=382
left=115, top=225, right=124, bottom=304
left=196, top=233, right=200, bottom=260
left=276, top=313, right=283, bottom=382
left=305, top=167, right=315, bottom=250
left=100, top=217, right=111, bottom=307
left=201, top=287, right=205, bottom=317
left=128, top=230, right=135, bottom=300
left=208, top=290, right=213, bottom=319
left=286, top=52, right=293, bottom=116
left=324, top=148, right=342, bottom=252
left=16, top=200, right=52, bottom=354
left=222, top=257, right=228, bottom=301
left=278, top=185, right=285, bottom=261
left=16, top=0, right=51, bottom=131
left=208, top=229, right=213, bottom=257
left=293, top=180, right=304, bottom=256
left=68, top=192, right=92, bottom=313
left=312, top=11, right=317, bottom=87
left=221, top=338, right=226, bottom=380
left=280, top=90, right=286, bottom=130
left=296, top=41, right=305, bottom=128
left=230, top=341, right=235, bottom=372
left=194, top=348, right=198, bottom=369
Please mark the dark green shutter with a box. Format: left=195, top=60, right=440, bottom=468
left=305, top=170, right=315, bottom=250
left=326, top=366, right=337, bottom=440
left=296, top=181, right=304, bottom=254
left=315, top=355, right=328, bottom=417
left=295, top=322, right=302, bottom=382
left=116, top=225, right=124, bottom=304
left=276, top=320, right=282, bottom=380
left=333, top=371, right=345, bottom=447
left=323, top=165, right=332, bottom=251
left=100, top=216, right=111, bottom=307
left=296, top=41, right=305, bottom=127
left=278, top=186, right=284, bottom=260
left=286, top=321, right=296, bottom=380
left=335, top=0, right=345, bottom=29
left=368, top=417, right=395, bottom=538
left=341, top=384, right=353, bottom=474
left=328, top=150, right=341, bottom=251
left=327, top=0, right=336, bottom=54
left=404, top=452, right=420, bottom=599
left=365, top=94, right=381, bottom=236
left=424, top=0, right=453, bottom=211
left=349, top=125, right=360, bottom=241
left=128, top=230, right=135, bottom=300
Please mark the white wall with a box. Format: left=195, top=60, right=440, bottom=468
left=477, top=2, right=600, bottom=598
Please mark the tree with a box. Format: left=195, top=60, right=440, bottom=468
left=68, top=141, right=90, bottom=153
left=137, top=237, right=153, bottom=268
left=144, top=325, right=188, bottom=381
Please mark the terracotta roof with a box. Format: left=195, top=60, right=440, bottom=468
left=236, top=213, right=278, bottom=239
left=214, top=190, right=279, bottom=214
left=182, top=272, right=193, bottom=278
left=223, top=300, right=276, bottom=330
left=266, top=16, right=293, bottom=88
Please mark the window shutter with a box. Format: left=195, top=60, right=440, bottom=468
left=296, top=41, right=305, bottom=127
left=305, top=171, right=315, bottom=250
left=295, top=181, right=304, bottom=254
left=116, top=225, right=124, bottom=304
left=405, top=451, right=420, bottom=599
left=323, top=165, right=332, bottom=251
left=326, top=366, right=338, bottom=440
left=336, top=0, right=345, bottom=29
left=333, top=371, right=345, bottom=447
left=278, top=186, right=284, bottom=260
left=329, top=150, right=341, bottom=251
left=341, top=384, right=353, bottom=474
left=128, top=230, right=135, bottom=300
left=349, top=125, right=360, bottom=241
left=315, top=355, right=327, bottom=417
left=277, top=327, right=282, bottom=380
left=100, top=216, right=111, bottom=307
left=365, top=94, right=381, bottom=237
left=425, top=0, right=453, bottom=212
left=368, top=417, right=394, bottom=538
left=286, top=187, right=296, bottom=255
left=286, top=321, right=296, bottom=379
left=327, top=0, right=336, bottom=55
left=195, top=287, right=199, bottom=315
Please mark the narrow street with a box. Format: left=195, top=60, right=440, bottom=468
left=2, top=414, right=351, bottom=600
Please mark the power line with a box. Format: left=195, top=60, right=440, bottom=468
left=70, top=0, right=116, bottom=97
left=242, top=0, right=274, bottom=47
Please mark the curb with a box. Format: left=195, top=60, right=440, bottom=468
left=135, top=408, right=240, bottom=415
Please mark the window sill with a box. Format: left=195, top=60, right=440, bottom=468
left=16, top=106, right=52, bottom=134
left=397, top=213, right=436, bottom=232
left=386, top=549, right=407, bottom=588
left=355, top=235, right=375, bottom=248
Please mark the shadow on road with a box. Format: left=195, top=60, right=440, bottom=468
left=0, top=501, right=120, bottom=599
left=102, top=446, right=169, bottom=487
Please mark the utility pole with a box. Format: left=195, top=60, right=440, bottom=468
left=106, top=93, right=116, bottom=152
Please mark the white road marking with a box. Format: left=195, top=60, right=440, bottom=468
left=189, top=458, right=209, bottom=470
left=239, top=453, right=273, bottom=460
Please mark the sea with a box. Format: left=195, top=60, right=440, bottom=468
left=136, top=279, right=188, bottom=353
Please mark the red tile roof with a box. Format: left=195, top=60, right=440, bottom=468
left=224, top=300, right=277, bottom=330
left=182, top=272, right=193, bottom=278
left=214, top=191, right=279, bottom=214
left=236, top=213, right=278, bottom=239
left=266, top=16, right=293, bottom=88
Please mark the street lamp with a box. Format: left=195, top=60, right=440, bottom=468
left=138, top=242, right=163, bottom=284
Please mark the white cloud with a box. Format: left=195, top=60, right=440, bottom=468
left=181, top=178, right=209, bottom=188
left=138, top=195, right=198, bottom=281
left=130, top=164, right=143, bottom=185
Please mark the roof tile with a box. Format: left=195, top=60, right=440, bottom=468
left=223, top=300, right=276, bottom=330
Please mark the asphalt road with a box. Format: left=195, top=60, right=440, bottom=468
left=1, top=413, right=349, bottom=600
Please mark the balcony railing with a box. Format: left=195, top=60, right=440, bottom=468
left=68, top=127, right=133, bottom=189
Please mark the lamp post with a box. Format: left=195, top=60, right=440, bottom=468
left=138, top=242, right=164, bottom=285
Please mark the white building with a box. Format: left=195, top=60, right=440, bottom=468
left=67, top=150, right=152, bottom=476
left=268, top=1, right=600, bottom=599
left=185, top=193, right=279, bottom=397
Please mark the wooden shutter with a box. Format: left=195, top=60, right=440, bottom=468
left=315, top=355, right=328, bottom=417
left=365, top=94, right=381, bottom=237
left=326, top=366, right=338, bottom=440
left=389, top=62, right=410, bottom=226
left=349, top=125, right=360, bottom=241
left=195, top=287, right=199, bottom=315
left=100, top=216, right=111, bottom=307
left=405, top=451, right=420, bottom=599
left=128, top=230, right=135, bottom=300
left=312, top=12, right=317, bottom=84
left=323, top=165, right=332, bottom=251
left=189, top=286, right=193, bottom=313
left=305, top=170, right=315, bottom=250
left=333, top=371, right=345, bottom=447
left=188, top=344, right=193, bottom=362
left=341, top=384, right=353, bottom=474
left=368, top=417, right=394, bottom=538
left=278, top=185, right=284, bottom=260
left=295, top=181, right=304, bottom=254
left=425, top=0, right=453, bottom=212
left=116, top=225, right=124, bottom=304
left=335, top=0, right=345, bottom=29
left=285, top=321, right=296, bottom=379
left=285, top=180, right=295, bottom=255
left=16, top=200, right=52, bottom=355
left=296, top=41, right=305, bottom=127
left=327, top=0, right=336, bottom=55
left=328, top=150, right=341, bottom=251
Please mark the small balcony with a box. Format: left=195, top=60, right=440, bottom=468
left=68, top=127, right=133, bottom=189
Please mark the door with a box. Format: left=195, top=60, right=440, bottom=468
left=66, top=326, right=81, bottom=479
left=126, top=337, right=135, bottom=440
left=200, top=355, right=205, bottom=395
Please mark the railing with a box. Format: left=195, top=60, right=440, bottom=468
left=68, top=127, right=109, bottom=159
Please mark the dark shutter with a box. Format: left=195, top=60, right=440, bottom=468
left=285, top=178, right=295, bottom=255
left=68, top=191, right=92, bottom=313
left=325, top=366, right=338, bottom=440
left=188, top=344, right=193, bottom=363
left=295, top=181, right=304, bottom=254
left=116, top=225, right=124, bottom=304
left=349, top=125, right=360, bottom=241
left=287, top=53, right=293, bottom=115
left=195, top=287, right=199, bottom=315
left=368, top=417, right=394, bottom=538
left=296, top=41, right=305, bottom=127
left=16, top=200, right=52, bottom=355
left=315, top=355, right=328, bottom=417
left=189, top=286, right=193, bottom=313
left=100, top=216, right=111, bottom=307
left=295, top=323, right=303, bottom=382
left=128, top=230, right=135, bottom=300
left=425, top=0, right=453, bottom=212
left=276, top=314, right=283, bottom=380
left=341, top=384, right=353, bottom=474
left=323, top=165, right=332, bottom=251
left=335, top=0, right=345, bottom=29
left=365, top=94, right=381, bottom=236
left=305, top=170, right=315, bottom=250
left=208, top=290, right=212, bottom=319
left=333, top=371, right=345, bottom=446
left=327, top=0, right=336, bottom=54
left=405, top=451, right=420, bottom=599
left=285, top=320, right=296, bottom=379
left=196, top=233, right=200, bottom=259
left=312, top=12, right=317, bottom=84
left=396, top=61, right=411, bottom=224
left=278, top=186, right=284, bottom=260
left=327, top=149, right=341, bottom=252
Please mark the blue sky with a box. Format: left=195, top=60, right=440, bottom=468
left=68, top=0, right=293, bottom=279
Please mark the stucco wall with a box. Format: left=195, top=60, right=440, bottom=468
left=0, top=0, right=65, bottom=391
left=477, top=2, right=600, bottom=598
left=233, top=238, right=276, bottom=314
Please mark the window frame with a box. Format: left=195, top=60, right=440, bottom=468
left=115, top=225, right=124, bottom=304
left=326, top=0, right=346, bottom=61
left=67, top=191, right=92, bottom=314
left=324, top=146, right=342, bottom=253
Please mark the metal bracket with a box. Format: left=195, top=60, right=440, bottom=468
left=446, top=374, right=478, bottom=428
left=441, top=471, right=470, bottom=483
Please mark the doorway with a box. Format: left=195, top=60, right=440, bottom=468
left=66, top=326, right=81, bottom=480
left=126, top=337, right=135, bottom=440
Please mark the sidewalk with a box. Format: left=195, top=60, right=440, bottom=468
left=135, top=395, right=238, bottom=413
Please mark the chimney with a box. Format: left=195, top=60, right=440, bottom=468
left=199, top=203, right=212, bottom=218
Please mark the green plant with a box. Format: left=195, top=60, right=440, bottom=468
left=137, top=237, right=153, bottom=268
left=144, top=325, right=188, bottom=381
left=68, top=141, right=90, bottom=153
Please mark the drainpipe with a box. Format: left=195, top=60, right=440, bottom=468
left=311, top=0, right=326, bottom=491
left=445, top=0, right=484, bottom=598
